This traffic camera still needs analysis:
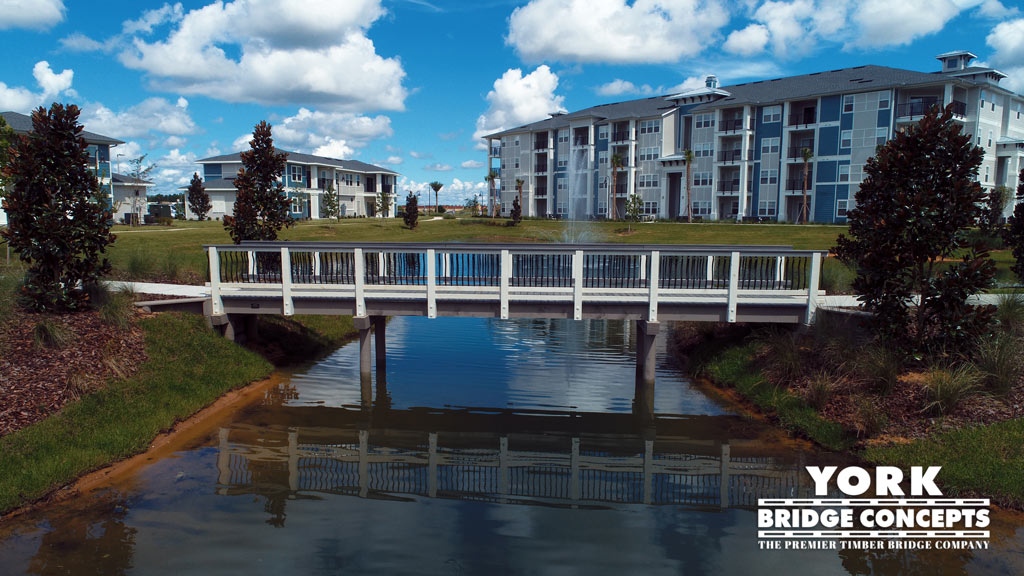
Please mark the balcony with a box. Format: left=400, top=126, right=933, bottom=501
left=535, top=186, right=548, bottom=197
left=490, top=146, right=501, bottom=157
left=719, top=118, right=751, bottom=132
left=534, top=137, right=548, bottom=150
left=951, top=100, right=967, bottom=117
left=717, top=149, right=752, bottom=162
left=717, top=180, right=741, bottom=193
left=787, top=109, right=817, bottom=127
left=611, top=131, right=631, bottom=142
left=573, top=138, right=589, bottom=147
left=896, top=99, right=940, bottom=118
left=785, top=176, right=813, bottom=192
left=535, top=164, right=548, bottom=174
left=787, top=145, right=815, bottom=159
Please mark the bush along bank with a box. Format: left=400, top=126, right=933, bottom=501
left=672, top=298, right=1024, bottom=507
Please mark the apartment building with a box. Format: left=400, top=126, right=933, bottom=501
left=193, top=149, right=400, bottom=221
left=0, top=110, right=123, bottom=227
left=111, top=172, right=154, bottom=224
left=484, top=51, right=1024, bottom=223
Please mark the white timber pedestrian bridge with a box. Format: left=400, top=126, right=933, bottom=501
left=203, top=241, right=826, bottom=415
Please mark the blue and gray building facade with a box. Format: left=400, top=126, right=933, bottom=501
left=194, top=149, right=399, bottom=221
left=485, top=51, right=1024, bottom=223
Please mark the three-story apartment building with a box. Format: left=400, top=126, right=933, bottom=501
left=1, top=110, right=123, bottom=227
left=485, top=51, right=1024, bottom=223
left=193, top=149, right=400, bottom=220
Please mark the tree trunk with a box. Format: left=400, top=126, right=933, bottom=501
left=802, top=161, right=810, bottom=224
left=686, top=163, right=692, bottom=224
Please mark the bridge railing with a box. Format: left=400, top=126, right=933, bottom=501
left=206, top=242, right=825, bottom=322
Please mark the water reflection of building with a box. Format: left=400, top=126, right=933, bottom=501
left=214, top=405, right=821, bottom=516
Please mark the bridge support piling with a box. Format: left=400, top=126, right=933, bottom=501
left=355, top=316, right=372, bottom=378
left=373, top=316, right=386, bottom=374
left=635, top=320, right=659, bottom=417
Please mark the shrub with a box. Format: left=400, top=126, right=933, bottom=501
left=33, top=318, right=73, bottom=349
left=223, top=121, right=293, bottom=243
left=403, top=193, right=419, bottom=230
left=819, top=258, right=855, bottom=294
left=854, top=395, right=888, bottom=437
left=921, top=364, right=982, bottom=416
left=155, top=216, right=174, bottom=226
left=856, top=344, right=905, bottom=395
left=762, top=329, right=803, bottom=383
left=442, top=212, right=455, bottom=220
left=126, top=249, right=155, bottom=280
left=806, top=371, right=835, bottom=410
left=973, top=333, right=1023, bottom=396
left=99, top=288, right=136, bottom=330
left=994, top=292, right=1024, bottom=336
left=811, top=308, right=865, bottom=366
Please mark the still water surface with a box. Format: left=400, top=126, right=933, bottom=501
left=0, top=317, right=1021, bottom=575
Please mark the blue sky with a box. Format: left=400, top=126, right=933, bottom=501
left=1, top=0, right=1023, bottom=204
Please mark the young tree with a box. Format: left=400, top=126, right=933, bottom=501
left=485, top=170, right=498, bottom=217
left=515, top=178, right=525, bottom=218
left=321, top=182, right=340, bottom=220
left=0, top=104, right=115, bottom=311
left=625, top=192, right=643, bottom=232
left=375, top=188, right=392, bottom=217
left=403, top=191, right=419, bottom=229
left=126, top=154, right=157, bottom=227
left=510, top=194, right=522, bottom=226
left=186, top=172, right=212, bottom=220
left=834, top=104, right=994, bottom=355
left=0, top=115, right=14, bottom=189
left=1005, top=169, right=1024, bottom=281
left=980, top=185, right=1010, bottom=236
left=610, top=153, right=624, bottom=219
left=683, top=149, right=694, bottom=223
left=429, top=181, right=443, bottom=214
left=223, top=121, right=292, bottom=243
left=800, top=147, right=814, bottom=224
left=465, top=195, right=481, bottom=216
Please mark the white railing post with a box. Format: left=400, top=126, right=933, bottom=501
left=247, top=250, right=257, bottom=278
left=426, top=248, right=437, bottom=319
left=648, top=250, right=659, bottom=322
left=775, top=256, right=786, bottom=284
left=209, top=247, right=223, bottom=316
left=572, top=250, right=584, bottom=321
left=280, top=247, right=294, bottom=316
left=354, top=248, right=366, bottom=317
left=727, top=251, right=741, bottom=323
left=312, top=251, right=321, bottom=279
left=805, top=251, right=822, bottom=325
left=500, top=249, right=511, bottom=319
left=706, top=255, right=715, bottom=284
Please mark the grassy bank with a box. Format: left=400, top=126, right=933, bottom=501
left=0, top=313, right=272, bottom=514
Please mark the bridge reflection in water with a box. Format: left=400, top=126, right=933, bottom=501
left=214, top=403, right=819, bottom=510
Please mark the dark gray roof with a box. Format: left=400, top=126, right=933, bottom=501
left=1, top=110, right=124, bottom=146
left=192, top=177, right=237, bottom=190
left=111, top=172, right=153, bottom=185
left=199, top=147, right=398, bottom=175
left=486, top=63, right=1010, bottom=136
left=485, top=95, right=675, bottom=139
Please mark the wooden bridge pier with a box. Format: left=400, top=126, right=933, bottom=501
left=634, top=320, right=659, bottom=419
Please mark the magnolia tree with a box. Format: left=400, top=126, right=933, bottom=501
left=835, top=105, right=994, bottom=355
left=223, top=121, right=292, bottom=243
left=186, top=172, right=211, bottom=220
left=1006, top=169, right=1024, bottom=282
left=0, top=104, right=115, bottom=311
left=403, top=192, right=419, bottom=229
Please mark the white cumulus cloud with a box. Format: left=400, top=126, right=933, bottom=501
left=0, top=61, right=75, bottom=113
left=80, top=96, right=198, bottom=139
left=461, top=160, right=484, bottom=169
left=273, top=107, right=393, bottom=154
left=474, top=66, right=565, bottom=149
left=987, top=17, right=1024, bottom=91
left=595, top=76, right=705, bottom=97
left=723, top=23, right=770, bottom=56
left=848, top=0, right=960, bottom=48
left=507, top=0, right=730, bottom=64
left=0, top=0, right=64, bottom=30
left=117, top=0, right=406, bottom=112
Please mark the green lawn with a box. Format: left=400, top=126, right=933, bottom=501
left=0, top=313, right=273, bottom=514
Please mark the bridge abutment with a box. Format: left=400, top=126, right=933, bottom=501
left=634, top=320, right=659, bottom=419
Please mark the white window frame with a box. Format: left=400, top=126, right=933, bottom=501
left=840, top=130, right=852, bottom=148
left=758, top=200, right=777, bottom=217
left=876, top=127, right=887, bottom=146
left=761, top=137, right=780, bottom=154
left=599, top=151, right=608, bottom=165
left=759, top=169, right=778, bottom=185
left=762, top=106, right=781, bottom=123
left=836, top=199, right=848, bottom=218
left=290, top=165, right=303, bottom=183
left=839, top=165, right=850, bottom=182
left=598, top=126, right=609, bottom=140
left=843, top=95, right=854, bottom=113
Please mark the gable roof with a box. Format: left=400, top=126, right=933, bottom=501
left=198, top=147, right=399, bottom=175
left=1, top=110, right=124, bottom=146
left=111, top=172, right=154, bottom=186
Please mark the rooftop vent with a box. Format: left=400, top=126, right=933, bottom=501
left=705, top=75, right=719, bottom=89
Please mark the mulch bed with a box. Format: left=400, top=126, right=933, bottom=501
left=0, top=308, right=146, bottom=437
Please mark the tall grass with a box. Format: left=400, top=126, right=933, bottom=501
left=856, top=344, right=904, bottom=395
left=921, top=364, right=982, bottom=416
left=994, top=292, right=1024, bottom=336
left=806, top=371, right=835, bottom=410
left=973, top=333, right=1023, bottom=396
left=820, top=258, right=855, bottom=294
left=761, top=329, right=803, bottom=383
left=32, top=318, right=73, bottom=349
left=0, top=270, right=23, bottom=328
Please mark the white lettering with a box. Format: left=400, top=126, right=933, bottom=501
left=806, top=466, right=837, bottom=496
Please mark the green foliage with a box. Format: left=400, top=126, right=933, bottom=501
left=625, top=193, right=643, bottom=231
left=510, top=195, right=522, bottom=226
left=375, top=188, right=392, bottom=217
left=95, top=285, right=136, bottom=330
left=321, top=182, right=340, bottom=220
left=186, top=172, right=211, bottom=220
left=403, top=192, right=419, bottom=229
left=0, top=104, right=115, bottom=312
left=437, top=204, right=446, bottom=214
left=1005, top=169, right=1024, bottom=282
left=819, top=258, right=855, bottom=293
left=973, top=332, right=1023, bottom=396
left=33, top=318, right=73, bottom=349
left=0, top=114, right=14, bottom=189
left=856, top=344, right=904, bottom=395
left=223, top=121, right=293, bottom=243
left=761, top=328, right=803, bottom=383
left=994, top=291, right=1024, bottom=336
left=806, top=371, right=834, bottom=410
left=980, top=186, right=1011, bottom=235
left=465, top=195, right=481, bottom=215
left=429, top=181, right=443, bottom=213
left=853, top=395, right=888, bottom=437
left=921, top=364, right=982, bottom=416
left=834, top=104, right=995, bottom=355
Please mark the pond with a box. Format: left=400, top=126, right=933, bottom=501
left=0, top=317, right=1021, bottom=575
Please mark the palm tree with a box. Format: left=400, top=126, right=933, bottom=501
left=515, top=178, right=525, bottom=216
left=800, top=147, right=813, bottom=224
left=484, top=170, right=498, bottom=218
left=610, top=153, right=624, bottom=219
left=429, top=181, right=443, bottom=214
left=684, top=149, right=694, bottom=223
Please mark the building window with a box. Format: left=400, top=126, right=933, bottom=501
left=290, top=165, right=303, bottom=182
left=758, top=201, right=777, bottom=217
left=557, top=202, right=567, bottom=215
left=643, top=201, right=658, bottom=215
left=759, top=169, right=778, bottom=185
left=597, top=178, right=605, bottom=189
left=694, top=172, right=712, bottom=186
left=692, top=201, right=712, bottom=216
left=879, top=95, right=890, bottom=109
left=639, top=119, right=661, bottom=134
left=640, top=147, right=659, bottom=161
left=557, top=159, right=568, bottom=168
left=762, top=106, right=781, bottom=123
left=836, top=199, right=848, bottom=218
left=598, top=126, right=609, bottom=140
left=514, top=158, right=520, bottom=169
left=876, top=127, right=888, bottom=146
left=638, top=174, right=659, bottom=187
left=598, top=201, right=607, bottom=214
left=839, top=165, right=850, bottom=182
left=558, top=131, right=569, bottom=143
left=599, top=151, right=608, bottom=165
left=290, top=196, right=302, bottom=213
left=988, top=130, right=993, bottom=147
left=840, top=130, right=852, bottom=149
left=695, top=113, right=715, bottom=129
left=558, top=178, right=567, bottom=191
left=985, top=165, right=990, bottom=183
left=761, top=137, right=780, bottom=154
left=843, top=95, right=854, bottom=113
